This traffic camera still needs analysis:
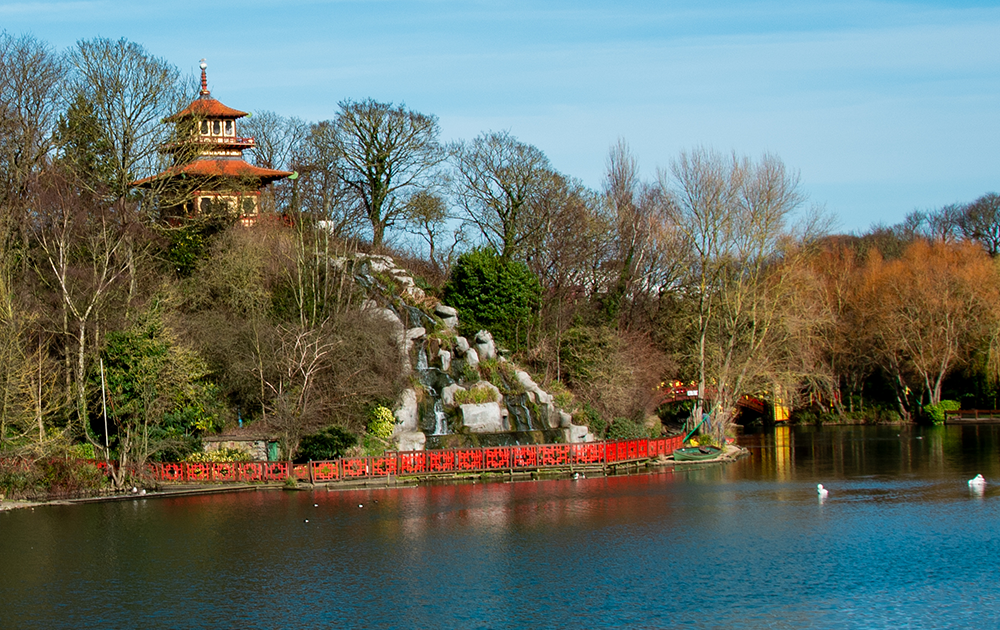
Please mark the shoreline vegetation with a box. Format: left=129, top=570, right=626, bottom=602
left=4, top=32, right=1000, bottom=505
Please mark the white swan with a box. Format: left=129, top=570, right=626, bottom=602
left=817, top=484, right=829, bottom=499
left=969, top=474, right=986, bottom=488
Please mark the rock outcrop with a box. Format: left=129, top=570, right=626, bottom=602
left=343, top=253, right=594, bottom=450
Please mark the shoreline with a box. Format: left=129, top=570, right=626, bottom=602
left=1, top=456, right=702, bottom=512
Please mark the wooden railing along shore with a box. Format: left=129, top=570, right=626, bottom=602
left=943, top=409, right=1000, bottom=424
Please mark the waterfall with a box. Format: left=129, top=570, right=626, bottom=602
left=416, top=341, right=452, bottom=435
left=506, top=393, right=538, bottom=432
left=432, top=399, right=448, bottom=436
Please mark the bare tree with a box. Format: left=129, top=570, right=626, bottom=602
left=403, top=190, right=449, bottom=270
left=260, top=323, right=336, bottom=458
left=0, top=33, right=66, bottom=270
left=242, top=110, right=307, bottom=215
left=959, top=193, right=1000, bottom=256
left=449, top=130, right=556, bottom=260
left=926, top=204, right=963, bottom=242
left=333, top=99, right=443, bottom=249
left=602, top=140, right=685, bottom=328
left=663, top=148, right=808, bottom=437
left=68, top=37, right=187, bottom=200
left=292, top=121, right=360, bottom=236
left=31, top=168, right=132, bottom=443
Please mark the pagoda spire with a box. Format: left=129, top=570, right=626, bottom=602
left=199, top=59, right=210, bottom=97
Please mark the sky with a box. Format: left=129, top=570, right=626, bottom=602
left=2, top=0, right=998, bottom=232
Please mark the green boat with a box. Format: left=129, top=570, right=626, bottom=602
left=673, top=445, right=724, bottom=462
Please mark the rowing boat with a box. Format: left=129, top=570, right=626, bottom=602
left=673, top=445, right=724, bottom=462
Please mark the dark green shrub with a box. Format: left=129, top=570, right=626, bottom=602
left=924, top=400, right=960, bottom=425
left=574, top=404, right=607, bottom=439
left=295, top=426, right=358, bottom=462
left=607, top=417, right=647, bottom=440
left=442, top=248, right=541, bottom=350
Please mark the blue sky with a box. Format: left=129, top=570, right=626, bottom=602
left=3, top=0, right=998, bottom=232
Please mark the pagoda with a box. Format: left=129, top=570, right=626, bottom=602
left=133, top=60, right=292, bottom=225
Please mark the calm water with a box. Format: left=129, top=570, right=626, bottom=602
left=2, top=425, right=1000, bottom=629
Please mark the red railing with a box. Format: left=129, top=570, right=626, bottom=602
left=146, top=435, right=685, bottom=484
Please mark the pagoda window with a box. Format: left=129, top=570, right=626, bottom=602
left=225, top=120, right=234, bottom=136
left=212, top=120, right=222, bottom=135
left=241, top=197, right=257, bottom=216
left=200, top=120, right=209, bottom=135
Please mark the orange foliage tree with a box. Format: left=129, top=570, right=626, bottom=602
left=862, top=240, right=1000, bottom=412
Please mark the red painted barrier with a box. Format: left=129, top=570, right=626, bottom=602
left=572, top=443, right=604, bottom=464
left=311, top=461, right=339, bottom=482
left=512, top=446, right=538, bottom=468
left=539, top=445, right=570, bottom=467
left=186, top=463, right=211, bottom=482
left=427, top=450, right=456, bottom=473
left=293, top=464, right=310, bottom=481
left=456, top=449, right=484, bottom=472
left=484, top=447, right=511, bottom=470
left=342, top=458, right=368, bottom=478
left=371, top=456, right=397, bottom=477
left=399, top=452, right=426, bottom=475
left=214, top=462, right=240, bottom=482
left=158, top=463, right=184, bottom=481
left=148, top=435, right=687, bottom=484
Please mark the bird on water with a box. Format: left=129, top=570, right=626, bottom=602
left=817, top=484, right=829, bottom=499
left=969, top=474, right=986, bottom=489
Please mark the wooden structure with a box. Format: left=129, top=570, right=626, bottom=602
left=133, top=60, right=292, bottom=225
left=944, top=409, right=1000, bottom=424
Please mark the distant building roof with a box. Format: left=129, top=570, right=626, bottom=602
left=165, top=97, right=249, bottom=122
left=132, top=157, right=292, bottom=187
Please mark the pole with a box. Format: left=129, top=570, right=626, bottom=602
left=100, top=358, right=108, bottom=450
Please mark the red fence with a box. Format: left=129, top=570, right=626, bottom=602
left=149, top=435, right=684, bottom=484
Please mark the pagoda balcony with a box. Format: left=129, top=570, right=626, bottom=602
left=161, top=136, right=256, bottom=152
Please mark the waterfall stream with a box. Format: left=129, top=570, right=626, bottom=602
left=416, top=345, right=453, bottom=436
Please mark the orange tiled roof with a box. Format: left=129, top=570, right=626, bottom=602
left=166, top=97, right=249, bottom=121
left=132, top=158, right=292, bottom=187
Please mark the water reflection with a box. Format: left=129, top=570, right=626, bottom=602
left=2, top=426, right=1000, bottom=629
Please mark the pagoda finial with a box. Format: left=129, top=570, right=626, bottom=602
left=199, top=59, right=209, bottom=97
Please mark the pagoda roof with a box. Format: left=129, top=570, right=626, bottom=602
left=132, top=158, right=293, bottom=187
left=166, top=96, right=249, bottom=121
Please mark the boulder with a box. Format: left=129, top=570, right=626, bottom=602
left=390, top=270, right=415, bottom=287
left=442, top=383, right=465, bottom=406
left=404, top=286, right=426, bottom=301
left=395, top=431, right=427, bottom=452
left=472, top=380, right=502, bottom=403
left=460, top=402, right=504, bottom=433
left=435, top=304, right=458, bottom=318
left=454, top=336, right=470, bottom=356
left=474, top=330, right=496, bottom=361
left=564, top=424, right=593, bottom=443
left=364, top=305, right=406, bottom=367
left=405, top=327, right=426, bottom=342
left=392, top=388, right=419, bottom=432
left=465, top=347, right=480, bottom=369
left=514, top=370, right=553, bottom=405
left=365, top=254, right=395, bottom=274
left=558, top=411, right=573, bottom=428
left=437, top=349, right=452, bottom=372
left=541, top=402, right=558, bottom=428
left=434, top=304, right=459, bottom=329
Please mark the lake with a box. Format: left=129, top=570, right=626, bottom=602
left=2, top=424, right=999, bottom=629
